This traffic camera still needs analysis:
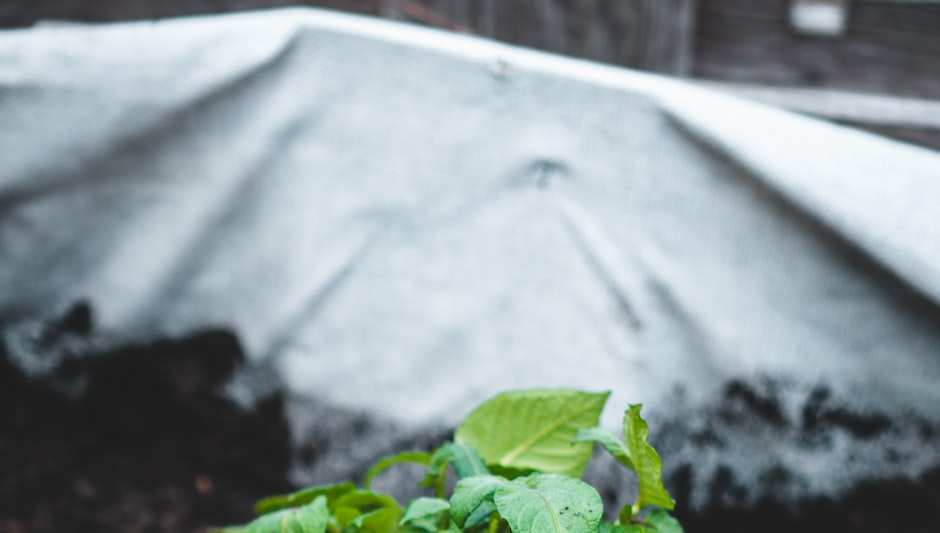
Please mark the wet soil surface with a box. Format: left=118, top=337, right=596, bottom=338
left=1, top=326, right=937, bottom=532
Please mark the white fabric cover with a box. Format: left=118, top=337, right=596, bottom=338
left=2, top=8, right=939, bottom=504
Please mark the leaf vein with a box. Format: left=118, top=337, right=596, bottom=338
left=498, top=400, right=597, bottom=465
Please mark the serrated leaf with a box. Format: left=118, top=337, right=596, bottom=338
left=493, top=473, right=602, bottom=533
left=254, top=482, right=356, bottom=516
left=623, top=405, right=675, bottom=511
left=364, top=451, right=431, bottom=489
left=644, top=510, right=683, bottom=533
left=241, top=496, right=330, bottom=533
left=449, top=475, right=509, bottom=528
left=573, top=427, right=635, bottom=471
left=400, top=497, right=450, bottom=527
left=455, top=389, right=610, bottom=477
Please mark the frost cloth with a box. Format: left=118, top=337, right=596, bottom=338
left=1, top=8, right=939, bottom=502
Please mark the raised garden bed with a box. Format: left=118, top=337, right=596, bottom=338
left=1, top=329, right=936, bottom=533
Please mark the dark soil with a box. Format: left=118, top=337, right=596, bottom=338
left=0, top=327, right=292, bottom=533
left=670, top=463, right=940, bottom=533
left=1, top=323, right=937, bottom=532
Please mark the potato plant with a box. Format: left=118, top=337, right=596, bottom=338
left=213, top=389, right=683, bottom=533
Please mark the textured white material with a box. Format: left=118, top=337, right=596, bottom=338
left=1, top=8, right=939, bottom=504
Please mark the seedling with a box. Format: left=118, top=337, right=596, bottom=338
left=213, top=389, right=683, bottom=533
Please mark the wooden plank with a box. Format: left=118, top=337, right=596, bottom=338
left=0, top=0, right=379, bottom=27
left=380, top=0, right=698, bottom=75
left=694, top=0, right=940, bottom=99
left=700, top=81, right=940, bottom=151
left=846, top=123, right=940, bottom=152
left=699, top=82, right=940, bottom=129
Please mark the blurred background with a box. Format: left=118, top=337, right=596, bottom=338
left=2, top=0, right=938, bottom=151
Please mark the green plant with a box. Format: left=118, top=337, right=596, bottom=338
left=212, top=389, right=683, bottom=533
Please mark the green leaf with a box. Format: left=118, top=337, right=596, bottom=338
left=619, top=502, right=635, bottom=525
left=423, top=442, right=491, bottom=498
left=254, top=482, right=356, bottom=516
left=601, top=524, right=647, bottom=533
left=331, top=507, right=360, bottom=530
left=364, top=451, right=431, bottom=489
left=487, top=464, right=536, bottom=480
left=350, top=506, right=401, bottom=532
left=463, top=500, right=497, bottom=529
left=643, top=510, right=684, bottom=533
left=493, top=473, right=603, bottom=533
left=241, top=512, right=287, bottom=533
left=330, top=490, right=398, bottom=512
left=428, top=442, right=490, bottom=479
left=455, top=389, right=610, bottom=477
left=399, top=497, right=450, bottom=527
left=330, top=489, right=403, bottom=531
left=600, top=523, right=643, bottom=533
left=449, top=475, right=509, bottom=528
left=277, top=496, right=330, bottom=533
left=240, top=496, right=330, bottom=533
left=573, top=427, right=635, bottom=471
left=623, top=405, right=675, bottom=511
